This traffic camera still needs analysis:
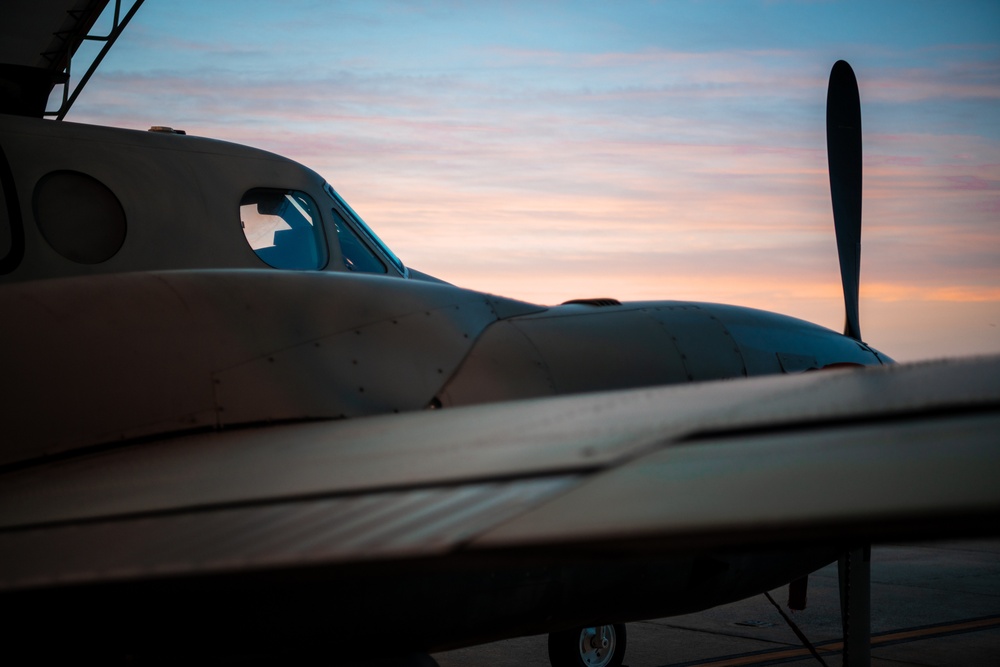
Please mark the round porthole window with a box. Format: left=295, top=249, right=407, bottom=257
left=33, top=170, right=127, bottom=264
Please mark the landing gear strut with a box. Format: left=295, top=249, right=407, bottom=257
left=547, top=623, right=627, bottom=667
left=840, top=545, right=871, bottom=667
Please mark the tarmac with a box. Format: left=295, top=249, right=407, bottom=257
left=432, top=540, right=1000, bottom=667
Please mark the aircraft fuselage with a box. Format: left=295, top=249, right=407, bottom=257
left=0, top=113, right=885, bottom=467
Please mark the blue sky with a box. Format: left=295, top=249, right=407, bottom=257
left=67, top=0, right=1000, bottom=361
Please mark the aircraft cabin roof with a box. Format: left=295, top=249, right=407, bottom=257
left=0, top=113, right=407, bottom=283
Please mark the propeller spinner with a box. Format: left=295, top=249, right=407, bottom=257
left=827, top=60, right=863, bottom=342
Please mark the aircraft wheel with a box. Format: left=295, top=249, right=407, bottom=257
left=547, top=623, right=626, bottom=667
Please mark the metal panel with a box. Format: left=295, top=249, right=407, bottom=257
left=643, top=304, right=747, bottom=381
left=0, top=270, right=502, bottom=463
left=437, top=319, right=555, bottom=406
left=508, top=307, right=690, bottom=394
left=0, top=477, right=576, bottom=591
left=215, top=297, right=499, bottom=421
left=4, top=356, right=998, bottom=533
left=3, top=357, right=998, bottom=596
left=472, top=412, right=1000, bottom=550
left=0, top=387, right=668, bottom=528
left=699, top=302, right=881, bottom=373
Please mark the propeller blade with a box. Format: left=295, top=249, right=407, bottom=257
left=827, top=60, right=863, bottom=341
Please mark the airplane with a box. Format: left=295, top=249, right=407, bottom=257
left=0, top=2, right=997, bottom=666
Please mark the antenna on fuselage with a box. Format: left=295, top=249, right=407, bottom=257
left=826, top=60, right=863, bottom=342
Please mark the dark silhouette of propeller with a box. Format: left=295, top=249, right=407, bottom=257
left=827, top=60, right=863, bottom=342
left=828, top=62, right=872, bottom=667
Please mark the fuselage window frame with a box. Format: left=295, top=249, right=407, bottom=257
left=330, top=206, right=387, bottom=274
left=239, top=187, right=328, bottom=271
left=323, top=182, right=407, bottom=277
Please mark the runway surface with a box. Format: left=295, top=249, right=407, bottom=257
left=432, top=540, right=1000, bottom=667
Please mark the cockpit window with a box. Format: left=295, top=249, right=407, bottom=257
left=240, top=188, right=327, bottom=270
left=323, top=182, right=406, bottom=275
left=331, top=208, right=386, bottom=273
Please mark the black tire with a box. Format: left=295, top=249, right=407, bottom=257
left=547, top=624, right=627, bottom=667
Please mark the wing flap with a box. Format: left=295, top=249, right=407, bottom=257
left=0, top=476, right=575, bottom=592
left=473, top=412, right=1000, bottom=551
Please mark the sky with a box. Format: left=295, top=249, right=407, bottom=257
left=63, top=0, right=1000, bottom=362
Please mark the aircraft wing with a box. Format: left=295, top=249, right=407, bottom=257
left=0, top=1, right=116, bottom=117
left=0, top=1, right=108, bottom=71
left=1, top=355, right=998, bottom=655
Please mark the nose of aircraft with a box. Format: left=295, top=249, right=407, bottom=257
left=434, top=300, right=884, bottom=409
left=696, top=302, right=887, bottom=373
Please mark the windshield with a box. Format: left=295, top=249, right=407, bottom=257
left=323, top=182, right=406, bottom=275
